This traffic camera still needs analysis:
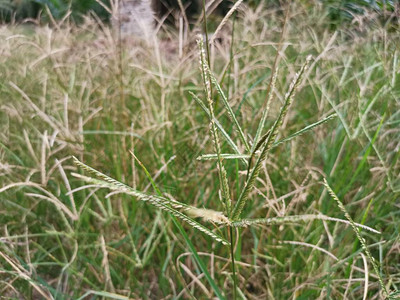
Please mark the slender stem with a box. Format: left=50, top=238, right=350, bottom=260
left=117, top=0, right=125, bottom=110
left=229, top=226, right=237, bottom=300
left=228, top=15, right=238, bottom=298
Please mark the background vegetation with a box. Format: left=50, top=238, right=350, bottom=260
left=0, top=0, right=398, bottom=23
left=0, top=0, right=399, bottom=299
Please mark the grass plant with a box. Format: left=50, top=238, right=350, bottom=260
left=0, top=1, right=399, bottom=298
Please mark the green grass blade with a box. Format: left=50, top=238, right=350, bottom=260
left=236, top=73, right=270, bottom=115
left=360, top=115, right=400, bottom=193
left=344, top=114, right=384, bottom=193
left=129, top=150, right=227, bottom=298
left=172, top=217, right=226, bottom=299
left=273, top=113, right=337, bottom=147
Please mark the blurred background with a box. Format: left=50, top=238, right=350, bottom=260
left=0, top=0, right=398, bottom=26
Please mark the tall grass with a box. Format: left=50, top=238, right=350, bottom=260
left=0, top=1, right=399, bottom=298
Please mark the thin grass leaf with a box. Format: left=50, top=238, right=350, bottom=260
left=79, top=130, right=143, bottom=139
left=273, top=113, right=337, bottom=147
left=280, top=240, right=338, bottom=261
left=360, top=115, right=400, bottom=193
left=231, top=214, right=380, bottom=234
left=346, top=198, right=375, bottom=278
left=1, top=182, right=78, bottom=221
left=129, top=150, right=162, bottom=195
left=322, top=87, right=353, bottom=138
left=208, top=69, right=250, bottom=152
left=323, top=178, right=390, bottom=298
left=231, top=55, right=313, bottom=220
left=72, top=157, right=229, bottom=245
left=345, top=115, right=384, bottom=194
left=77, top=290, right=129, bottom=300
left=198, top=36, right=232, bottom=215
left=389, top=290, right=400, bottom=298
left=236, top=73, right=270, bottom=115
left=128, top=152, right=165, bottom=265
left=172, top=217, right=226, bottom=299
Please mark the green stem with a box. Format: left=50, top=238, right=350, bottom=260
left=229, top=226, right=237, bottom=299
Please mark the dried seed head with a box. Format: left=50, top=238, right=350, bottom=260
left=186, top=207, right=230, bottom=225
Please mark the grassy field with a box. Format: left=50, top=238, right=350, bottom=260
left=0, top=2, right=399, bottom=299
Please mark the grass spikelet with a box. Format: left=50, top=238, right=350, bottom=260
left=73, top=157, right=230, bottom=245
left=197, top=153, right=249, bottom=161
left=323, top=178, right=391, bottom=299
left=71, top=172, right=188, bottom=211
left=190, top=91, right=245, bottom=164
left=197, top=35, right=232, bottom=216
left=231, top=55, right=313, bottom=220
left=231, top=214, right=380, bottom=234
left=196, top=114, right=337, bottom=162
left=252, top=67, right=278, bottom=154
left=207, top=64, right=250, bottom=152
